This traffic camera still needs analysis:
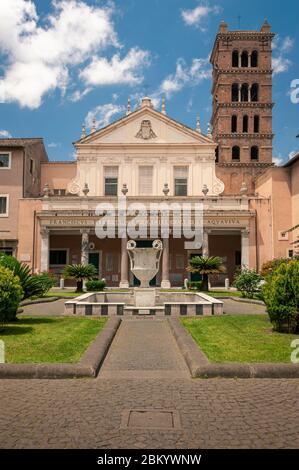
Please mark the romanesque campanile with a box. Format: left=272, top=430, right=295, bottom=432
left=210, top=20, right=275, bottom=194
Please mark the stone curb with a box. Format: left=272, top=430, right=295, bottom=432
left=229, top=297, right=265, bottom=305
left=20, top=296, right=80, bottom=306
left=0, top=317, right=121, bottom=379
left=168, top=318, right=299, bottom=379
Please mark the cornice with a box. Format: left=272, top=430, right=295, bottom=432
left=217, top=162, right=274, bottom=168
left=214, top=69, right=272, bottom=75
left=216, top=103, right=274, bottom=109
left=216, top=133, right=274, bottom=139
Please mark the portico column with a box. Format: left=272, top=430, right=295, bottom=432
left=161, top=237, right=171, bottom=288
left=241, top=229, right=250, bottom=268
left=40, top=228, right=50, bottom=272
left=80, top=229, right=90, bottom=265
left=119, top=236, right=129, bottom=288
left=202, top=230, right=209, bottom=257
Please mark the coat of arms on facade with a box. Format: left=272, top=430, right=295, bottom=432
left=135, top=120, right=157, bottom=140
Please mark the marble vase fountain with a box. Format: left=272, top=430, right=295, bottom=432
left=127, top=239, right=163, bottom=308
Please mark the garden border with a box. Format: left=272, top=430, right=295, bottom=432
left=168, top=318, right=299, bottom=379
left=0, top=317, right=121, bottom=379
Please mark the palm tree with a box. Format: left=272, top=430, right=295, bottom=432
left=63, top=264, right=97, bottom=292
left=187, top=256, right=225, bottom=292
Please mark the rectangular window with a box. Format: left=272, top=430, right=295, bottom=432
left=0, top=153, right=11, bottom=169
left=139, top=166, right=153, bottom=195
left=49, top=250, right=67, bottom=265
left=174, top=166, right=188, bottom=196
left=106, top=253, right=113, bottom=272
left=104, top=166, right=118, bottom=196
left=0, top=196, right=8, bottom=216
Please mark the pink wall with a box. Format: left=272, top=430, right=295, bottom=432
left=41, top=162, right=76, bottom=191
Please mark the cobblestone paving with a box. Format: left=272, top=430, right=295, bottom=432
left=1, top=377, right=298, bottom=449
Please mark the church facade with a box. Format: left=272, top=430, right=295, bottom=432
left=0, top=21, right=298, bottom=287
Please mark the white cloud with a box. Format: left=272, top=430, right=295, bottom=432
left=272, top=35, right=294, bottom=75
left=0, top=129, right=12, bottom=138
left=160, top=57, right=211, bottom=98
left=69, top=88, right=92, bottom=103
left=273, top=57, right=292, bottom=75
left=0, top=0, right=119, bottom=108
left=85, top=103, right=125, bottom=130
left=181, top=4, right=220, bottom=30
left=80, top=48, right=150, bottom=87
left=281, top=36, right=294, bottom=53
left=273, top=155, right=284, bottom=166
left=48, top=142, right=61, bottom=148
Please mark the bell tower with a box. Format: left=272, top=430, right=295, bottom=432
left=210, top=20, right=275, bottom=194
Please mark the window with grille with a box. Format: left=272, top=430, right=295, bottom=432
left=104, top=166, right=118, bottom=196
left=139, top=166, right=153, bottom=195
left=49, top=250, right=67, bottom=265
left=174, top=166, right=188, bottom=196
left=0, top=153, right=10, bottom=168
left=0, top=196, right=8, bottom=215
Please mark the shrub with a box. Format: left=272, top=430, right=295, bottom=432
left=187, top=281, right=203, bottom=291
left=63, top=264, right=97, bottom=292
left=233, top=268, right=263, bottom=298
left=86, top=279, right=106, bottom=292
left=0, top=254, right=48, bottom=300
left=263, top=260, right=299, bottom=333
left=0, top=266, right=23, bottom=327
left=260, top=258, right=292, bottom=278
left=30, top=272, right=57, bottom=297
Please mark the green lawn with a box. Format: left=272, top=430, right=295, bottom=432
left=203, top=290, right=242, bottom=297
left=45, top=290, right=79, bottom=297
left=0, top=316, right=107, bottom=363
left=181, top=315, right=299, bottom=363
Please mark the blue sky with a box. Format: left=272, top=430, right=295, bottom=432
left=0, top=0, right=298, bottom=164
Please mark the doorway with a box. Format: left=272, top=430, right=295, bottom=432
left=88, top=252, right=101, bottom=277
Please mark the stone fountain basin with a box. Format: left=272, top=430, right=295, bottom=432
left=64, top=290, right=223, bottom=316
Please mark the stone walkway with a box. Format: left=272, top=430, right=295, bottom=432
left=100, top=319, right=189, bottom=379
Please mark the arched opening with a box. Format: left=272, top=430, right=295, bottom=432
left=251, top=51, right=258, bottom=67
left=243, top=115, right=248, bottom=133
left=232, top=146, right=240, bottom=161
left=251, top=146, right=259, bottom=161
left=241, top=51, right=248, bottom=67
left=215, top=146, right=219, bottom=162
left=232, top=50, right=239, bottom=67
left=251, top=83, right=259, bottom=102
left=254, top=115, right=260, bottom=133
left=232, top=83, right=239, bottom=102
left=241, top=83, right=249, bottom=102
left=231, top=115, right=237, bottom=133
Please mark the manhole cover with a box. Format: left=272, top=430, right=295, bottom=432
left=121, top=409, right=181, bottom=429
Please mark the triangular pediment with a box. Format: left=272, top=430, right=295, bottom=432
left=75, top=106, right=214, bottom=147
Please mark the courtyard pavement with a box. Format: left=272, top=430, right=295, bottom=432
left=1, top=316, right=299, bottom=449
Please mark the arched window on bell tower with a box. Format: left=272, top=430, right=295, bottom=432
left=241, top=51, right=249, bottom=67
left=251, top=84, right=259, bottom=102
left=254, top=115, right=260, bottom=133
left=232, top=83, right=239, bottom=102
left=243, top=115, right=248, bottom=133
left=241, top=84, right=249, bottom=102
left=251, top=51, right=258, bottom=67
left=232, top=50, right=239, bottom=67
left=250, top=146, right=259, bottom=161
left=231, top=115, right=238, bottom=133
left=232, top=146, right=240, bottom=161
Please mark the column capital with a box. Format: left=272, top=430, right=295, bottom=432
left=40, top=227, right=50, bottom=237
left=80, top=228, right=91, bottom=235
left=241, top=229, right=250, bottom=236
